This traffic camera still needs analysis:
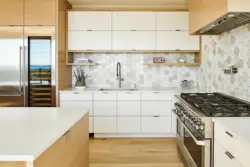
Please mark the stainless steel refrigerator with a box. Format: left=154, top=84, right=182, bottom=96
left=0, top=26, right=56, bottom=107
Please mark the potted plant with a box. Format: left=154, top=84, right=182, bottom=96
left=73, top=68, right=90, bottom=89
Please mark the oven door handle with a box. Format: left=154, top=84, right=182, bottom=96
left=183, top=122, right=205, bottom=146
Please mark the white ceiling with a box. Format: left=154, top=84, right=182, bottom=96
left=67, top=0, right=188, bottom=10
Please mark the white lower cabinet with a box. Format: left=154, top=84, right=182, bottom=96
left=118, top=101, right=141, bottom=116
left=142, top=101, right=172, bottom=116
left=60, top=101, right=93, bottom=116
left=214, top=140, right=243, bottom=167
left=94, top=117, right=117, bottom=133
left=118, top=117, right=141, bottom=133
left=89, top=117, right=93, bottom=133
left=94, top=101, right=117, bottom=116
left=142, top=116, right=171, bottom=133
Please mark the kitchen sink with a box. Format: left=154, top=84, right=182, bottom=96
left=98, top=88, right=138, bottom=91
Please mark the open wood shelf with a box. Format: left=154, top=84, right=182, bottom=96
left=67, top=63, right=99, bottom=66
left=68, top=50, right=200, bottom=54
left=144, top=63, right=201, bottom=66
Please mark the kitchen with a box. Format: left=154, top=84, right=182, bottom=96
left=0, top=0, right=250, bottom=167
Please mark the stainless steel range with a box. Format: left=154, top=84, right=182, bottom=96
left=173, top=93, right=250, bottom=167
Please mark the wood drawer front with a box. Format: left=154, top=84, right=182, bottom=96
left=94, top=92, right=117, bottom=101
left=60, top=101, right=93, bottom=116
left=142, top=116, right=171, bottom=133
left=94, top=117, right=117, bottom=133
left=118, top=101, right=141, bottom=116
left=142, top=92, right=171, bottom=101
left=60, top=92, right=92, bottom=101
left=142, top=101, right=172, bottom=116
left=118, top=117, right=141, bottom=133
left=118, top=92, right=141, bottom=101
left=215, top=123, right=250, bottom=167
left=214, top=140, right=243, bottom=167
left=94, top=101, right=117, bottom=116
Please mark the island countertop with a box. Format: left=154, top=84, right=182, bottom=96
left=0, top=107, right=88, bottom=161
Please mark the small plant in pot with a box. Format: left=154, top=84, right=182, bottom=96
left=73, top=68, right=90, bottom=90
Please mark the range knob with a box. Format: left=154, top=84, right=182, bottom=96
left=199, top=125, right=204, bottom=131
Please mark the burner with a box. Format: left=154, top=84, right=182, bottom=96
left=181, top=93, right=250, bottom=117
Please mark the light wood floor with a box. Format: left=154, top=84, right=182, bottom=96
left=89, top=138, right=184, bottom=167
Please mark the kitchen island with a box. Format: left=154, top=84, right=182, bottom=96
left=0, top=108, right=89, bottom=167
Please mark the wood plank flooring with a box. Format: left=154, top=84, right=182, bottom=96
left=89, top=138, right=184, bottom=167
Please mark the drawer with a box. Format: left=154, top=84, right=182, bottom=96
left=60, top=91, right=92, bottom=101
left=118, top=92, right=141, bottom=101
left=118, top=101, right=141, bottom=116
left=215, top=122, right=250, bottom=167
left=89, top=117, right=93, bottom=133
left=142, top=116, right=171, bottom=133
left=142, top=92, right=171, bottom=101
left=142, top=101, right=172, bottom=116
left=94, top=92, right=117, bottom=101
left=94, top=117, right=117, bottom=133
left=60, top=101, right=93, bottom=116
left=118, top=117, right=141, bottom=133
left=94, top=101, right=117, bottom=116
left=214, top=140, right=243, bottom=167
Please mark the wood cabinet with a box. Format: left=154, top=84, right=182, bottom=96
left=142, top=116, right=171, bottom=133
left=112, top=31, right=155, bottom=50
left=24, top=0, right=56, bottom=25
left=156, top=12, right=188, bottom=31
left=0, top=0, right=24, bottom=26
left=34, top=114, right=89, bottom=167
left=68, top=31, right=112, bottom=50
left=118, top=117, right=141, bottom=133
left=156, top=31, right=200, bottom=51
left=112, top=12, right=155, bottom=30
left=94, top=117, right=117, bottom=133
left=68, top=11, right=112, bottom=31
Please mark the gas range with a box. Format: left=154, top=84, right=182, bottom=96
left=173, top=92, right=250, bottom=167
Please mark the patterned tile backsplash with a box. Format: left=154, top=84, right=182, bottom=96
left=197, top=24, right=250, bottom=101
left=72, top=53, right=198, bottom=88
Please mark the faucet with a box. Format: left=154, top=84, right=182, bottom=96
left=116, top=62, right=123, bottom=88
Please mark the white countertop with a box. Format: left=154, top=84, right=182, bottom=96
left=213, top=117, right=250, bottom=146
left=0, top=108, right=88, bottom=161
left=60, top=87, right=205, bottom=94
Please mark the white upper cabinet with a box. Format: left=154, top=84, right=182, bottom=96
left=112, top=31, right=155, bottom=50
left=68, top=31, right=111, bottom=50
left=156, top=31, right=200, bottom=50
left=68, top=11, right=112, bottom=30
left=156, top=12, right=189, bottom=31
left=112, top=12, right=155, bottom=30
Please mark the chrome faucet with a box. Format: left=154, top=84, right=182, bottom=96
left=116, top=62, right=123, bottom=88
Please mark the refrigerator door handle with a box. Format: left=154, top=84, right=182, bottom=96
left=19, top=46, right=23, bottom=94
left=23, top=46, right=27, bottom=106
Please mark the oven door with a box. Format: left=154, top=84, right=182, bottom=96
left=183, top=121, right=211, bottom=167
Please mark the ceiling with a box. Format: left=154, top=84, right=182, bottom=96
left=67, top=0, right=188, bottom=10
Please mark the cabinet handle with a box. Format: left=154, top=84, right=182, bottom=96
left=225, top=131, right=233, bottom=137
left=126, top=92, right=132, bottom=94
left=175, top=29, right=181, bottom=31
left=73, top=92, right=79, bottom=94
left=63, top=130, right=70, bottom=136
left=102, top=92, right=109, bottom=94
left=132, top=49, right=137, bottom=51
left=175, top=49, right=181, bottom=51
left=131, top=30, right=136, bottom=31
left=225, top=151, right=234, bottom=159
left=154, top=116, right=160, bottom=118
left=154, top=92, right=160, bottom=94
left=87, top=30, right=93, bottom=31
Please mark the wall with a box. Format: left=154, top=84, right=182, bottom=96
left=72, top=53, right=198, bottom=88
left=197, top=24, right=250, bottom=101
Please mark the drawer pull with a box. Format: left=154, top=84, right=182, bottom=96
left=154, top=92, right=160, bottom=94
left=225, top=131, right=233, bottom=137
left=73, top=92, right=79, bottom=94
left=154, top=116, right=160, bottom=118
left=225, top=151, right=235, bottom=159
left=102, top=92, right=109, bottom=94
left=63, top=130, right=70, bottom=136
left=126, top=92, right=132, bottom=94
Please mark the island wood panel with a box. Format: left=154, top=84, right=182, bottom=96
left=24, top=0, right=56, bottom=25
left=57, top=0, right=72, bottom=95
left=0, top=162, right=26, bottom=167
left=0, top=0, right=24, bottom=26
left=188, top=0, right=228, bottom=34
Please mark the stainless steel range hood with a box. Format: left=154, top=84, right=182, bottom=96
left=198, top=12, right=250, bottom=35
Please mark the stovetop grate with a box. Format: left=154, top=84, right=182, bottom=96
left=181, top=93, right=250, bottom=117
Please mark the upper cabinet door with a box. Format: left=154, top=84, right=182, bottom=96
left=68, top=12, right=112, bottom=31
left=156, top=12, right=189, bottom=31
left=156, top=31, right=200, bottom=50
left=112, top=12, right=155, bottom=30
left=0, top=0, right=24, bottom=26
left=24, top=0, right=56, bottom=26
left=112, top=31, right=155, bottom=50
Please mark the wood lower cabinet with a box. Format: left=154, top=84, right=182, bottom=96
left=0, top=0, right=24, bottom=26
left=24, top=0, right=56, bottom=25
left=34, top=114, right=89, bottom=167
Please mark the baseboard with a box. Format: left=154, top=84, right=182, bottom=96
left=94, top=133, right=175, bottom=138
